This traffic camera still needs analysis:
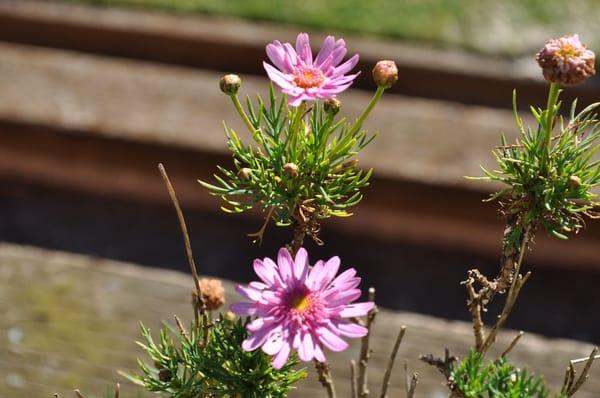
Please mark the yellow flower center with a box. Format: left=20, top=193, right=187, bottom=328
left=556, top=44, right=580, bottom=60
left=291, top=294, right=311, bottom=312
left=293, top=67, right=325, bottom=89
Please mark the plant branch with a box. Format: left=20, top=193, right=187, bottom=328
left=358, top=287, right=378, bottom=397
left=499, top=330, right=524, bottom=359
left=562, top=346, right=599, bottom=396
left=315, top=360, right=337, bottom=398
left=351, top=360, right=358, bottom=398
left=380, top=325, right=406, bottom=398
left=158, top=163, right=209, bottom=347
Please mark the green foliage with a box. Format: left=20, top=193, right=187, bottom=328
left=200, top=85, right=374, bottom=234
left=450, top=351, right=563, bottom=398
left=61, top=0, right=600, bottom=56
left=477, top=87, right=600, bottom=240
left=130, top=315, right=306, bottom=398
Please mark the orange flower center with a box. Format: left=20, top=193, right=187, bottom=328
left=293, top=66, right=325, bottom=89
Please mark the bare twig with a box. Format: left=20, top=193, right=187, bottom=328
left=248, top=206, right=275, bottom=245
left=562, top=347, right=599, bottom=396
left=351, top=360, right=358, bottom=398
left=499, top=330, right=524, bottom=359
left=315, top=360, right=337, bottom=398
left=174, top=314, right=190, bottom=341
left=420, top=348, right=457, bottom=380
left=114, top=383, right=120, bottom=398
left=158, top=163, right=209, bottom=347
left=358, top=287, right=378, bottom=397
left=73, top=391, right=85, bottom=398
left=464, top=278, right=484, bottom=351
left=479, top=228, right=531, bottom=355
left=380, top=326, right=406, bottom=398
left=406, top=370, right=418, bottom=398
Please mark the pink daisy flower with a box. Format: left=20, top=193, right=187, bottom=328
left=230, top=247, right=374, bottom=369
left=536, top=34, right=596, bottom=86
left=264, top=33, right=360, bottom=106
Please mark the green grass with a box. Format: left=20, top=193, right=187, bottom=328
left=60, top=0, right=600, bottom=56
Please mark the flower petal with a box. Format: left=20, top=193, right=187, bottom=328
left=297, top=332, right=315, bottom=361
left=235, top=284, right=262, bottom=301
left=254, top=258, right=276, bottom=285
left=334, top=321, right=368, bottom=338
left=332, top=54, right=359, bottom=76
left=315, top=35, right=335, bottom=67
left=266, top=41, right=293, bottom=73
left=263, top=62, right=295, bottom=90
left=317, top=327, right=349, bottom=352
left=277, top=247, right=294, bottom=281
left=295, top=32, right=313, bottom=65
left=293, top=247, right=309, bottom=280
left=272, top=340, right=292, bottom=369
left=338, top=302, right=375, bottom=318
left=230, top=302, right=257, bottom=316
left=242, top=327, right=271, bottom=351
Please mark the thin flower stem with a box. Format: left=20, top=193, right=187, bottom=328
left=543, top=82, right=561, bottom=163
left=230, top=94, right=258, bottom=136
left=350, top=86, right=385, bottom=135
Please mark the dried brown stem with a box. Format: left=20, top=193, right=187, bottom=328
left=465, top=279, right=484, bottom=351
left=358, top=287, right=378, bottom=398
left=499, top=330, right=524, bottom=359
left=315, top=360, right=337, bottom=398
left=158, top=163, right=209, bottom=347
left=562, top=347, right=599, bottom=396
left=380, top=325, right=406, bottom=398
left=351, top=360, right=358, bottom=398
left=174, top=314, right=190, bottom=341
left=114, top=383, right=120, bottom=398
left=405, top=369, right=418, bottom=398
left=74, top=391, right=85, bottom=398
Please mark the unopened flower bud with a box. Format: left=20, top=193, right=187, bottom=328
left=158, top=368, right=172, bottom=382
left=224, top=311, right=237, bottom=322
left=324, top=98, right=341, bottom=115
left=192, top=278, right=225, bottom=311
left=568, top=175, right=582, bottom=189
left=238, top=167, right=252, bottom=181
left=372, top=60, right=398, bottom=89
left=536, top=34, right=595, bottom=86
left=283, top=162, right=299, bottom=178
left=219, top=74, right=241, bottom=95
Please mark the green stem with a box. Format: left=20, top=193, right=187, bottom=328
left=349, top=86, right=385, bottom=135
left=230, top=94, right=257, bottom=136
left=544, top=82, right=561, bottom=155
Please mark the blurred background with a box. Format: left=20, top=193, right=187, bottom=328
left=1, top=0, right=600, bottom=396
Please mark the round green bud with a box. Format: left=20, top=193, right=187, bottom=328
left=324, top=98, right=341, bottom=115
left=219, top=74, right=241, bottom=95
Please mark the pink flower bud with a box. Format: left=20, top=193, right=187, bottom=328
left=536, top=34, right=595, bottom=86
left=372, top=60, right=398, bottom=89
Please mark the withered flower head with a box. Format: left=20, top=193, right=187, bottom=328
left=193, top=278, right=226, bottom=311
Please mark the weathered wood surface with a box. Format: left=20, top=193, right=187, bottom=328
left=0, top=0, right=598, bottom=111
left=1, top=40, right=600, bottom=271
left=1, top=243, right=598, bottom=397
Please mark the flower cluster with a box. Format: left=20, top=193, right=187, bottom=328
left=536, top=34, right=595, bottom=86
left=231, top=247, right=373, bottom=368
